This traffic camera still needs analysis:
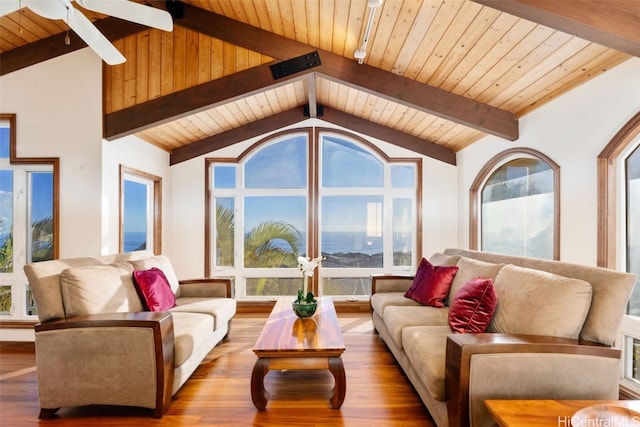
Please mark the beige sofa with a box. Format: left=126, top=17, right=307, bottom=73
left=24, top=250, right=236, bottom=419
left=371, top=248, right=637, bottom=427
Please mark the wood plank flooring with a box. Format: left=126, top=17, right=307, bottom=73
left=0, top=313, right=436, bottom=426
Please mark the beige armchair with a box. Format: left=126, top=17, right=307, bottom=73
left=25, top=251, right=236, bottom=419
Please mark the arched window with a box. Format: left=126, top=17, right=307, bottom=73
left=206, top=128, right=421, bottom=302
left=470, top=148, right=559, bottom=259
left=598, top=111, right=640, bottom=396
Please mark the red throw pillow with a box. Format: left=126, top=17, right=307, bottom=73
left=448, top=277, right=497, bottom=334
left=132, top=268, right=176, bottom=312
left=404, top=258, right=458, bottom=307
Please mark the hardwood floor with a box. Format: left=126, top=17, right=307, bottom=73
left=0, top=313, right=436, bottom=426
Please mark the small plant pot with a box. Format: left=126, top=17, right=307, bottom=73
left=292, top=301, right=318, bottom=318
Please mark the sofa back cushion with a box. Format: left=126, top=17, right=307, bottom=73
left=488, top=264, right=593, bottom=339
left=60, top=262, right=144, bottom=317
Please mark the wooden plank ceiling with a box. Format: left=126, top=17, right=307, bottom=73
left=0, top=1, right=637, bottom=165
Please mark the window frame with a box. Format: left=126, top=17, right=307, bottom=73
left=205, top=127, right=422, bottom=301
left=598, top=111, right=640, bottom=396
left=0, top=113, right=59, bottom=322
left=469, top=147, right=560, bottom=260
left=119, top=165, right=162, bottom=255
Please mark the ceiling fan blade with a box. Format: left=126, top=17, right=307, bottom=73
left=75, top=0, right=173, bottom=31
left=65, top=7, right=126, bottom=65
left=0, top=0, right=22, bottom=17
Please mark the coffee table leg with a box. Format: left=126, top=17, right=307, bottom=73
left=251, top=358, right=270, bottom=410
left=328, top=356, right=346, bottom=409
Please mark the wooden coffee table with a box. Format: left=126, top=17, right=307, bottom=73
left=251, top=296, right=346, bottom=410
left=485, top=399, right=640, bottom=426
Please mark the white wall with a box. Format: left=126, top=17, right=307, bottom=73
left=0, top=49, right=104, bottom=257
left=457, top=57, right=640, bottom=265
left=168, top=119, right=459, bottom=279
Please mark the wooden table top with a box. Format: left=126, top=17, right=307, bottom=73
left=253, top=297, right=345, bottom=357
left=485, top=399, right=640, bottom=427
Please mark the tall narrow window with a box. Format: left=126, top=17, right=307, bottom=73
left=0, top=114, right=58, bottom=319
left=120, top=166, right=161, bottom=254
left=599, top=112, right=640, bottom=396
left=626, top=145, right=640, bottom=315
left=207, top=129, right=421, bottom=302
left=471, top=149, right=559, bottom=259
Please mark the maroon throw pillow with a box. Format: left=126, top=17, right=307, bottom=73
left=448, top=277, right=497, bottom=334
left=404, top=258, right=458, bottom=307
left=132, top=267, right=176, bottom=312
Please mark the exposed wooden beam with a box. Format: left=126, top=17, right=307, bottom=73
left=170, top=109, right=304, bottom=165
left=0, top=18, right=145, bottom=76
left=472, top=0, right=640, bottom=58
left=321, top=107, right=456, bottom=166
left=104, top=65, right=309, bottom=139
left=306, top=75, right=318, bottom=119
left=171, top=3, right=518, bottom=141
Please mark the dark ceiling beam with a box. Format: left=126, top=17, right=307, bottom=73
left=104, top=64, right=308, bottom=139
left=0, top=18, right=145, bottom=76
left=168, top=106, right=457, bottom=166
left=171, top=3, right=518, bottom=141
left=472, top=0, right=640, bottom=58
left=321, top=107, right=456, bottom=166
left=170, top=108, right=303, bottom=165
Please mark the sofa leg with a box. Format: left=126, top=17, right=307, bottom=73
left=39, top=408, right=60, bottom=419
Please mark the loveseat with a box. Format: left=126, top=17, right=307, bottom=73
left=24, top=250, right=236, bottom=419
left=370, top=248, right=637, bottom=427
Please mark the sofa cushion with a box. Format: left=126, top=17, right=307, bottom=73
left=447, top=257, right=504, bottom=306
left=402, top=325, right=452, bottom=401
left=171, top=297, right=237, bottom=330
left=370, top=292, right=422, bottom=316
left=488, top=264, right=593, bottom=339
left=128, top=255, right=181, bottom=297
left=170, top=312, right=215, bottom=368
left=133, top=267, right=177, bottom=312
left=404, top=258, right=458, bottom=307
left=429, top=252, right=461, bottom=266
left=60, top=262, right=144, bottom=316
left=448, top=277, right=497, bottom=334
left=384, top=305, right=450, bottom=349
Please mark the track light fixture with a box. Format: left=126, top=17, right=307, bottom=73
left=354, top=0, right=383, bottom=64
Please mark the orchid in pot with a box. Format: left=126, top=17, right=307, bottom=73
left=293, top=255, right=324, bottom=317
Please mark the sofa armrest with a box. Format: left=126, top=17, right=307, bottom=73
left=178, top=278, right=234, bottom=298
left=371, top=275, right=414, bottom=294
left=445, top=333, right=620, bottom=427
left=35, top=312, right=175, bottom=418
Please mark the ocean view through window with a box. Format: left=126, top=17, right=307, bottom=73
left=120, top=166, right=161, bottom=255
left=207, top=129, right=421, bottom=302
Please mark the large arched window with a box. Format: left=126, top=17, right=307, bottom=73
left=599, top=111, right=640, bottom=396
left=206, top=128, right=421, bottom=302
left=470, top=148, right=559, bottom=259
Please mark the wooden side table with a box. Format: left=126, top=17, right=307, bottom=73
left=485, top=399, right=640, bottom=427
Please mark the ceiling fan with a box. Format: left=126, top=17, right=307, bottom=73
left=0, top=0, right=174, bottom=65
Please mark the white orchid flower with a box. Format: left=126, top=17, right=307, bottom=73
left=297, top=255, right=325, bottom=297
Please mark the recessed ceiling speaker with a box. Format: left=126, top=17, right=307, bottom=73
left=270, top=51, right=321, bottom=79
